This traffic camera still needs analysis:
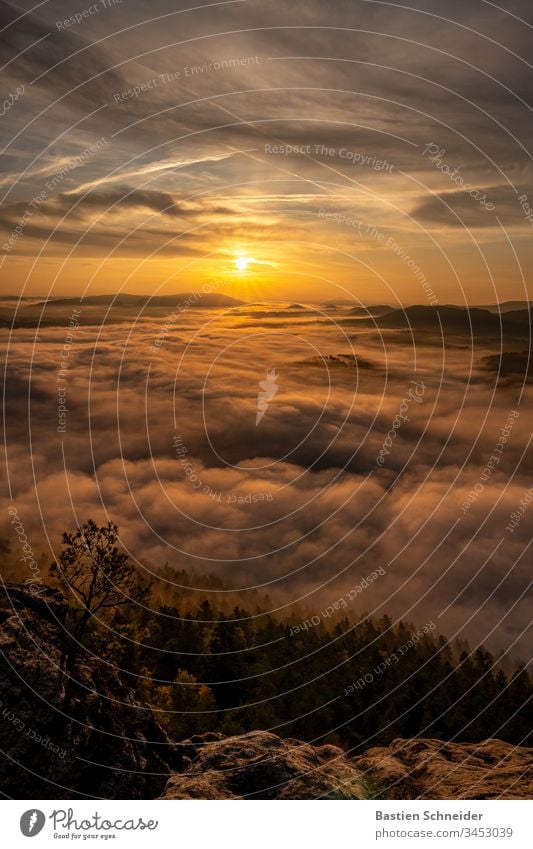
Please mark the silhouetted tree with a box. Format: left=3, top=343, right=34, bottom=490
left=51, top=519, right=150, bottom=670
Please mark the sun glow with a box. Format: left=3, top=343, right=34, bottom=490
left=235, top=256, right=252, bottom=271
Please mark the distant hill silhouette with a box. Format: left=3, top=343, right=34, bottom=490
left=349, top=305, right=393, bottom=317
left=479, top=301, right=533, bottom=314
left=48, top=292, right=244, bottom=308
left=500, top=306, right=533, bottom=325
left=352, top=305, right=530, bottom=337
left=0, top=293, right=245, bottom=327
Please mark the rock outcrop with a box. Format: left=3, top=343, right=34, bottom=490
left=354, top=737, right=533, bottom=799
left=159, top=732, right=533, bottom=800
left=160, top=731, right=365, bottom=799
left=0, top=583, right=179, bottom=799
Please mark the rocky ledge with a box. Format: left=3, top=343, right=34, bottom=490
left=355, top=737, right=533, bottom=800
left=159, top=732, right=533, bottom=800
left=161, top=731, right=365, bottom=799
left=0, top=583, right=180, bottom=798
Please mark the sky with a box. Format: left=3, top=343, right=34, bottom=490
left=2, top=0, right=532, bottom=662
left=1, top=0, right=533, bottom=303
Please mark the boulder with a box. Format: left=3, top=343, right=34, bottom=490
left=160, top=730, right=365, bottom=799
left=354, top=737, right=533, bottom=799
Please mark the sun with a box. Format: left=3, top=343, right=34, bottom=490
left=235, top=256, right=252, bottom=271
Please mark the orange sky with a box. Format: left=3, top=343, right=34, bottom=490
left=1, top=0, right=532, bottom=304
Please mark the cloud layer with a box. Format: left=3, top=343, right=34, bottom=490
left=2, top=303, right=532, bottom=659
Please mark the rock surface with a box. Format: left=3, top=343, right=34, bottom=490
left=160, top=730, right=365, bottom=799
left=354, top=737, right=533, bottom=799
left=160, top=732, right=533, bottom=800
left=0, top=583, right=179, bottom=799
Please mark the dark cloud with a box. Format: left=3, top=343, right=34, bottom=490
left=0, top=0, right=128, bottom=114
left=412, top=185, right=529, bottom=228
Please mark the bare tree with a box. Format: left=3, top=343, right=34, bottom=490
left=51, top=520, right=150, bottom=670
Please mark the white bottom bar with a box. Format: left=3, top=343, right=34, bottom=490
left=3, top=799, right=532, bottom=848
